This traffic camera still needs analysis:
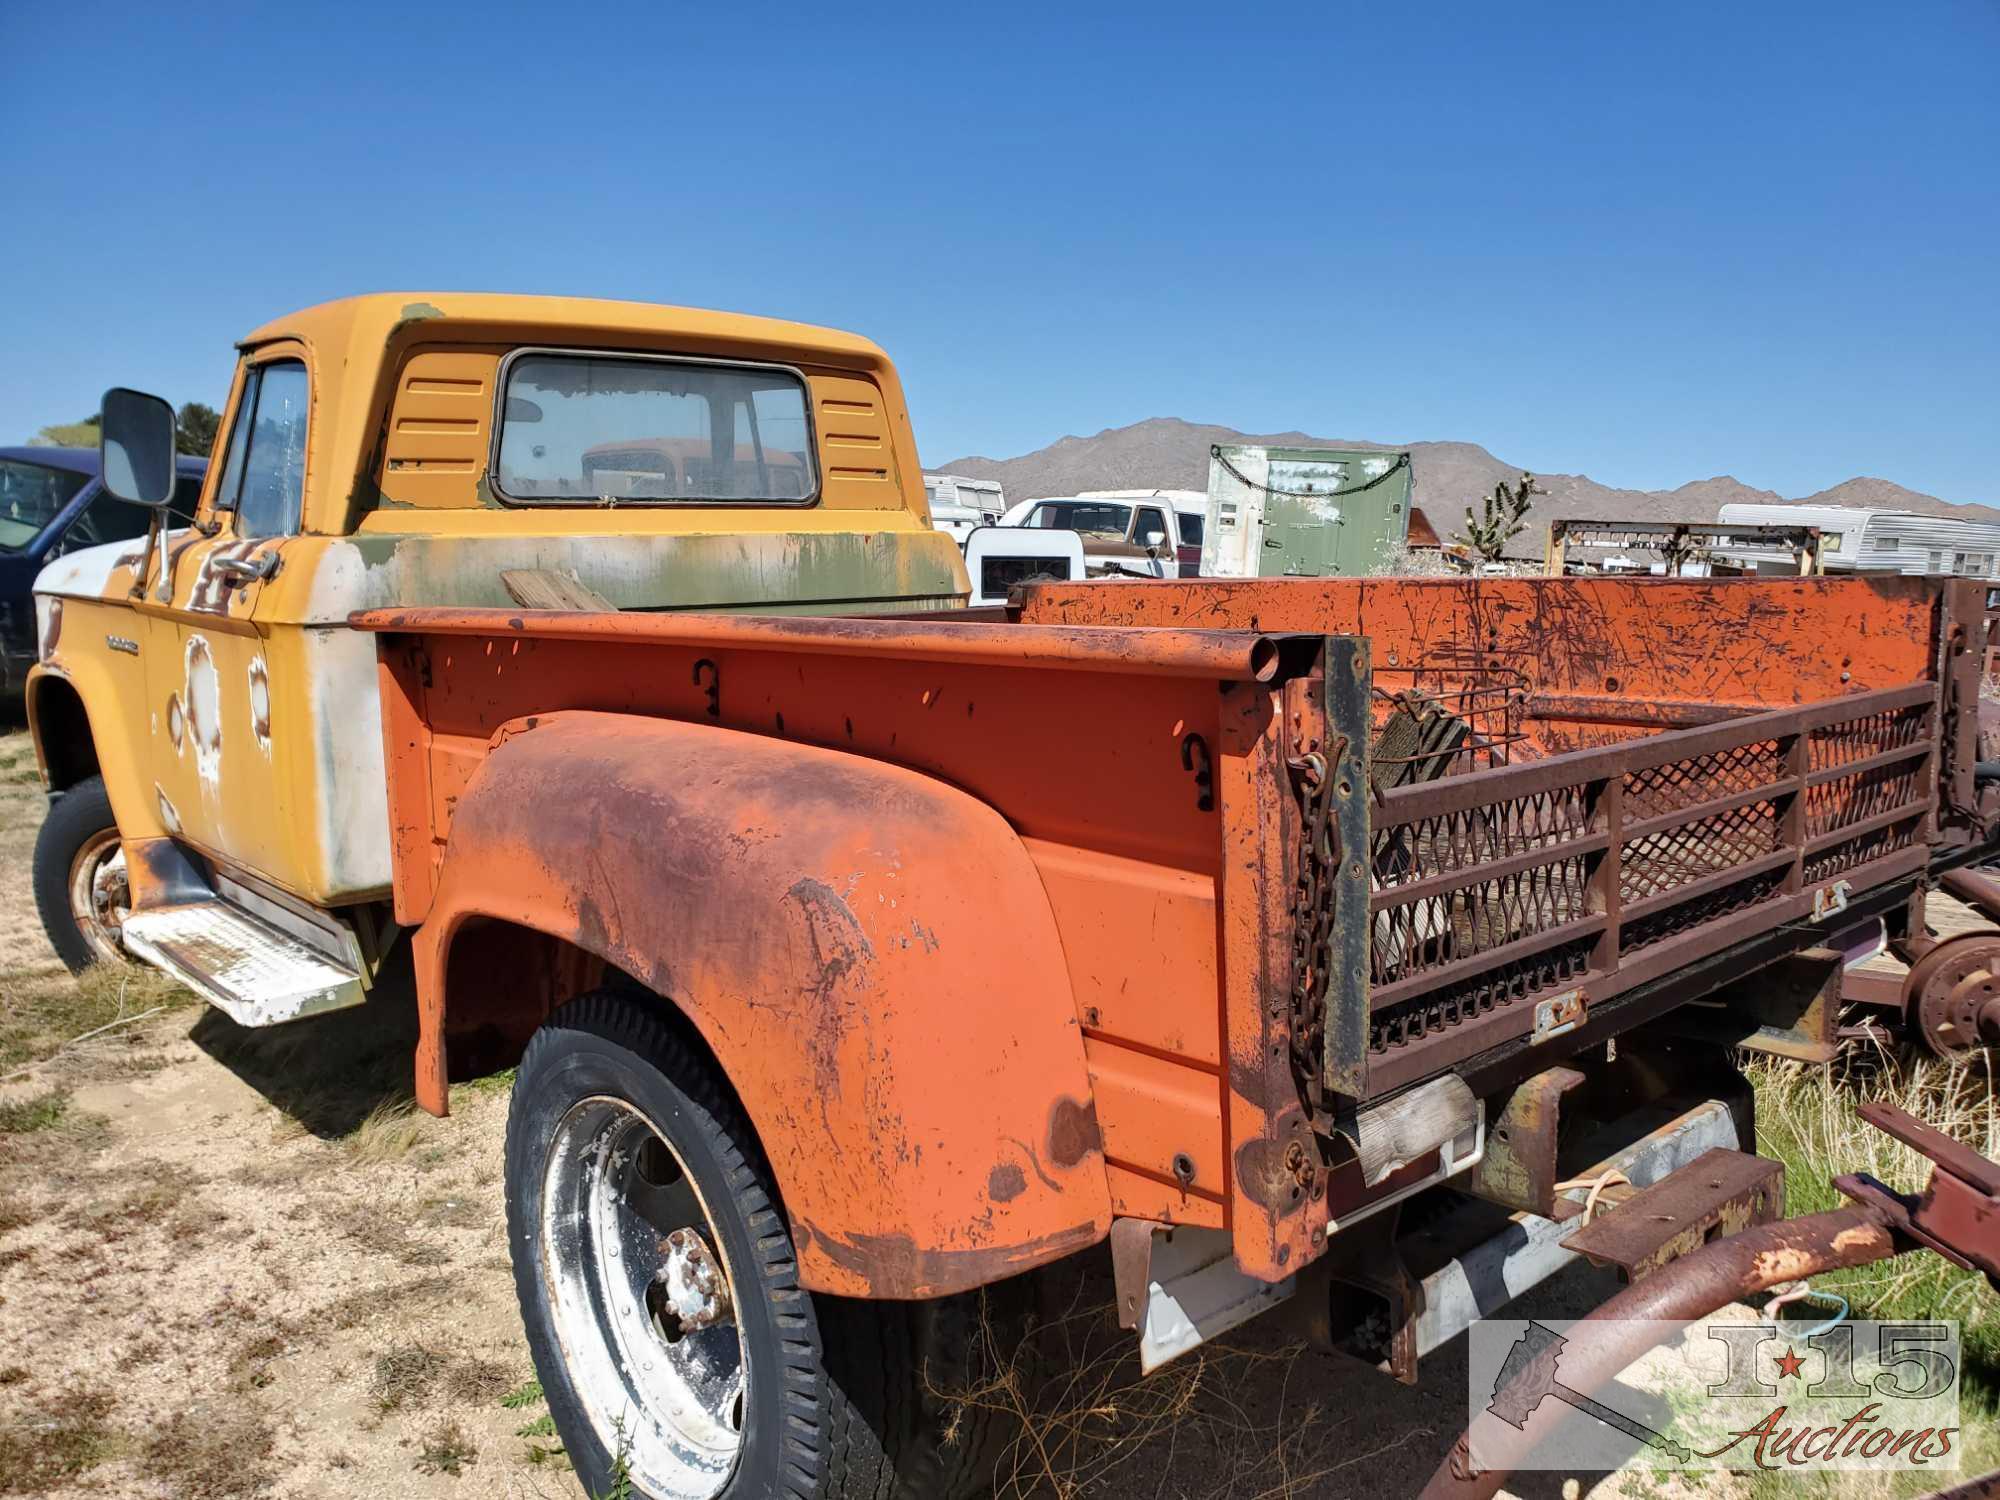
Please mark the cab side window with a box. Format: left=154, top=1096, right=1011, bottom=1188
left=1133, top=506, right=1170, bottom=546
left=214, top=360, right=310, bottom=539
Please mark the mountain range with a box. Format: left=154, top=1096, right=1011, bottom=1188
left=934, top=419, right=2000, bottom=558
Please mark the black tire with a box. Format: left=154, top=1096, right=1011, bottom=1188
left=506, top=988, right=1027, bottom=1500
left=32, top=774, right=124, bottom=975
left=817, top=1277, right=1044, bottom=1500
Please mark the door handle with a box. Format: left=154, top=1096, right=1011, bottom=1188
left=213, top=552, right=280, bottom=585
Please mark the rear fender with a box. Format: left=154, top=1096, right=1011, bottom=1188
left=417, top=711, right=1111, bottom=1298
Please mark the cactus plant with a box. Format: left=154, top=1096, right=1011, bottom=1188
left=1457, top=472, right=1545, bottom=563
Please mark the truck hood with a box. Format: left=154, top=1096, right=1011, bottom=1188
left=33, top=533, right=180, bottom=603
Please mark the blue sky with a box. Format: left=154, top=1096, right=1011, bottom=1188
left=3, top=1, right=1995, bottom=502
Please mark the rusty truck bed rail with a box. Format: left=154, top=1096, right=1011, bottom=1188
left=349, top=605, right=1285, bottom=682
left=1362, top=680, right=1938, bottom=1093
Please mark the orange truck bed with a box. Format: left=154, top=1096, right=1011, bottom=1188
left=352, top=573, right=1993, bottom=1305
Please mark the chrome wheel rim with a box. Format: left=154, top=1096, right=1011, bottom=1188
left=67, top=832, right=129, bottom=966
left=541, top=1097, right=747, bottom=1497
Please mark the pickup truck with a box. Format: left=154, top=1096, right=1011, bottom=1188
left=27, top=294, right=966, bottom=975
left=40, top=298, right=2000, bottom=1500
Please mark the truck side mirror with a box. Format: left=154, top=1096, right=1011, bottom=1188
left=99, top=388, right=179, bottom=507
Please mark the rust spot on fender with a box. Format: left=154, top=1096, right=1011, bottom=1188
left=784, top=877, right=875, bottom=1004
left=1047, top=1096, right=1101, bottom=1167
left=39, top=598, right=61, bottom=659
left=165, top=692, right=184, bottom=751
left=248, top=656, right=272, bottom=751
left=183, top=635, right=222, bottom=783
left=988, top=1163, right=1027, bottom=1203
left=782, top=876, right=876, bottom=1121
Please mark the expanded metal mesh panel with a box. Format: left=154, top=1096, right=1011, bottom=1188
left=1804, top=819, right=1922, bottom=885
left=1809, top=705, right=1927, bottom=772
left=1370, top=854, right=1592, bottom=985
left=1622, top=741, right=1784, bottom=819
left=1619, top=800, right=1780, bottom=901
left=1806, top=763, right=1925, bottom=837
left=1369, top=934, right=1596, bottom=1052
left=1618, top=865, right=1790, bottom=954
left=1372, top=786, right=1591, bottom=889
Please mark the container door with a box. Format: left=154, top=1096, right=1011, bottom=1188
left=1259, top=457, right=1350, bottom=577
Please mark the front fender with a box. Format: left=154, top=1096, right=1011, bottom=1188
left=418, top=711, right=1111, bottom=1298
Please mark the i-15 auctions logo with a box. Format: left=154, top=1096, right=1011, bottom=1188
left=1468, top=1317, right=1961, bottom=1473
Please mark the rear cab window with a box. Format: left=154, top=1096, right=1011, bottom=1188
left=1026, top=501, right=1131, bottom=538
left=494, top=352, right=817, bottom=504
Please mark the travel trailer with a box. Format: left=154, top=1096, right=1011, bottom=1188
left=1716, top=503, right=2000, bottom=578
left=923, top=473, right=1006, bottom=542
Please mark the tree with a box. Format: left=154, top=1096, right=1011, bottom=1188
left=1456, top=471, right=1545, bottom=563
left=33, top=416, right=100, bottom=448
left=176, top=402, right=221, bottom=457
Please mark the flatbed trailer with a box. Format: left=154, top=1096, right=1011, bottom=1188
left=345, top=571, right=1997, bottom=1499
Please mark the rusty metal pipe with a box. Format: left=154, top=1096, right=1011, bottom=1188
left=1940, top=867, right=2000, bottom=927
left=1419, top=1205, right=1902, bottom=1500
left=350, top=606, right=1286, bottom=682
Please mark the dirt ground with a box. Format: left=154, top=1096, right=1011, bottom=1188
left=0, top=726, right=1706, bottom=1500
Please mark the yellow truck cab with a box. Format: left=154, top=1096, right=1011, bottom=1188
left=28, top=293, right=967, bottom=1008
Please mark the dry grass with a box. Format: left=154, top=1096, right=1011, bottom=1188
left=414, top=1418, right=479, bottom=1476
left=343, top=1095, right=435, bottom=1163
left=137, top=1398, right=278, bottom=1499
left=0, top=1387, right=124, bottom=1495
left=373, top=1344, right=451, bottom=1413
left=0, top=961, right=195, bottom=1078
left=1744, top=1051, right=2000, bottom=1497
left=930, top=1281, right=1421, bottom=1500
left=0, top=1086, right=70, bottom=1134
left=1750, top=1051, right=2000, bottom=1362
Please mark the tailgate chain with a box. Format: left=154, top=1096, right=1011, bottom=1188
left=1287, top=740, right=1343, bottom=1111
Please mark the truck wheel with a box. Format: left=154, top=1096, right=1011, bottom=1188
left=507, top=988, right=1026, bottom=1500
left=32, top=776, right=129, bottom=973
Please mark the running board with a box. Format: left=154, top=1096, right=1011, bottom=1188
left=121, top=900, right=366, bottom=1027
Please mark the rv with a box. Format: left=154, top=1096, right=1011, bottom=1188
left=923, top=473, right=1006, bottom=543
left=1716, top=504, right=2000, bottom=578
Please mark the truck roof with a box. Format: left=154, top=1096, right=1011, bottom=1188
left=237, top=292, right=895, bottom=369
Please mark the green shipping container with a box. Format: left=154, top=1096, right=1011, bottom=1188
left=1201, top=444, right=1413, bottom=578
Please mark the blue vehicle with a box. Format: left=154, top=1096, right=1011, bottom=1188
left=0, top=446, right=206, bottom=701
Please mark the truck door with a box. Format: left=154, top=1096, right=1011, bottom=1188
left=1130, top=505, right=1174, bottom=579
left=147, top=351, right=309, bottom=889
